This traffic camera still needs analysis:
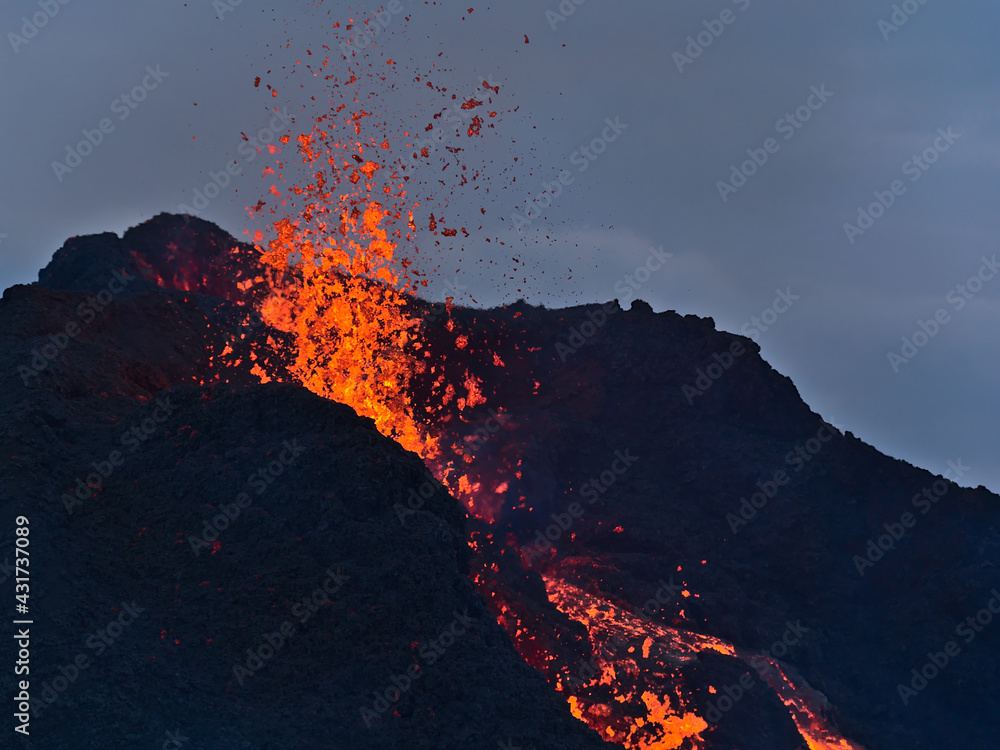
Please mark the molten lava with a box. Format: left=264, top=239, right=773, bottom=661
left=257, top=199, right=436, bottom=457
left=542, top=577, right=863, bottom=750
left=545, top=575, right=713, bottom=749
left=171, top=10, right=869, bottom=749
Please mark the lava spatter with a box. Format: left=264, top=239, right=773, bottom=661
left=242, top=14, right=517, bottom=518
left=541, top=576, right=863, bottom=750
left=219, top=7, right=868, bottom=750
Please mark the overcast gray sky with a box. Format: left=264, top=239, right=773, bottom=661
left=2, top=0, right=997, bottom=493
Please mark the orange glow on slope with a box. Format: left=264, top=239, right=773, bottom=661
left=543, top=575, right=721, bottom=750
left=219, top=11, right=867, bottom=749
left=542, top=576, right=863, bottom=750
left=250, top=132, right=512, bottom=516
left=244, top=58, right=510, bottom=519
left=257, top=194, right=437, bottom=457
left=751, top=656, right=865, bottom=750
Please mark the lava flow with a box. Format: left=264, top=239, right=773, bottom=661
left=545, top=574, right=718, bottom=749
left=236, top=119, right=864, bottom=748
left=248, top=113, right=494, bottom=510
left=161, top=9, right=867, bottom=749
left=541, top=576, right=864, bottom=750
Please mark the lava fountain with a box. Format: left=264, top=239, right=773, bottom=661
left=176, top=9, right=868, bottom=749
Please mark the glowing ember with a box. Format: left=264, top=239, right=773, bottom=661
left=544, top=575, right=718, bottom=749
left=542, top=576, right=863, bottom=750
left=257, top=200, right=437, bottom=456
left=198, top=9, right=869, bottom=749
left=241, top=29, right=513, bottom=522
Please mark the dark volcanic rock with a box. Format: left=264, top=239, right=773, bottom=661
left=438, top=292, right=1000, bottom=750
left=1, top=251, right=612, bottom=747
left=3, top=212, right=998, bottom=749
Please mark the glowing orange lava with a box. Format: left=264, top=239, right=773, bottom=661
left=245, top=52, right=506, bottom=520
left=544, top=575, right=719, bottom=750
left=257, top=197, right=436, bottom=457
left=543, top=576, right=863, bottom=750
left=224, top=13, right=865, bottom=750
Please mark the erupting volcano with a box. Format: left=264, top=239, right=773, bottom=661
left=77, top=29, right=867, bottom=747
left=7, top=5, right=999, bottom=750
